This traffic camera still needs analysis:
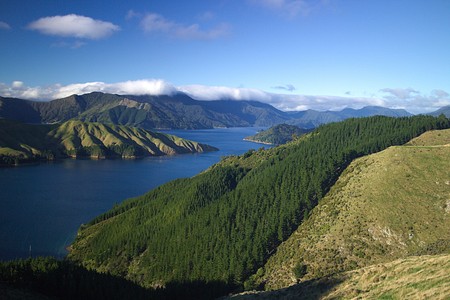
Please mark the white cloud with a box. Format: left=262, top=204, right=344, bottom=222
left=0, top=21, right=11, bottom=30
left=12, top=81, right=24, bottom=88
left=28, top=14, right=120, bottom=39
left=272, top=84, right=296, bottom=92
left=141, top=12, right=230, bottom=40
left=379, top=87, right=450, bottom=113
left=179, top=85, right=272, bottom=101
left=380, top=87, right=419, bottom=99
left=252, top=0, right=313, bottom=17
left=198, top=11, right=215, bottom=22
left=126, top=10, right=141, bottom=20
left=0, top=80, right=177, bottom=100
left=0, top=80, right=448, bottom=114
left=52, top=80, right=177, bottom=99
left=51, top=40, right=87, bottom=49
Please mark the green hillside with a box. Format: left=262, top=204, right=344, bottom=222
left=226, top=254, right=450, bottom=300
left=244, top=124, right=310, bottom=145
left=257, top=128, right=450, bottom=290
left=67, top=115, right=449, bottom=296
left=0, top=119, right=217, bottom=165
left=0, top=92, right=289, bottom=129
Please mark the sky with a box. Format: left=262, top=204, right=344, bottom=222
left=0, top=0, right=449, bottom=113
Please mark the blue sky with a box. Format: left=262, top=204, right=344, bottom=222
left=0, top=0, right=449, bottom=113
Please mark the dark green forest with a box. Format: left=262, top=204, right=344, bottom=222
left=244, top=123, right=311, bottom=145
left=66, top=114, right=450, bottom=296
left=0, top=257, right=232, bottom=300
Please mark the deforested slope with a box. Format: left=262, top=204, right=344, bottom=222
left=258, top=128, right=450, bottom=290
left=0, top=119, right=217, bottom=165
left=67, top=115, right=450, bottom=295
left=227, top=254, right=450, bottom=300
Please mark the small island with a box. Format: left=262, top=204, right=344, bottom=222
left=0, top=119, right=218, bottom=166
left=244, top=123, right=311, bottom=145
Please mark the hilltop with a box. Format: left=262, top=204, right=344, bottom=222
left=0, top=119, right=217, bottom=166
left=253, top=128, right=450, bottom=291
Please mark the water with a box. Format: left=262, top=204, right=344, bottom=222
left=0, top=127, right=268, bottom=260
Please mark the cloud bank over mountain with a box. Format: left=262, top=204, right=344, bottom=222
left=0, top=79, right=448, bottom=114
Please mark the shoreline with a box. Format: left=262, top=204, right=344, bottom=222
left=242, top=138, right=275, bottom=145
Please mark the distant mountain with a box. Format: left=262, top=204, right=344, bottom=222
left=0, top=92, right=289, bottom=129
left=0, top=119, right=217, bottom=166
left=0, top=92, right=418, bottom=130
left=287, top=106, right=412, bottom=128
left=244, top=124, right=311, bottom=145
left=429, top=105, right=450, bottom=117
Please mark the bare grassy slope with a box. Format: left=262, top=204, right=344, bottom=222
left=227, top=254, right=450, bottom=300
left=258, top=129, right=450, bottom=290
left=0, top=119, right=217, bottom=164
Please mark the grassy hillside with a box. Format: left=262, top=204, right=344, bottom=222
left=257, top=128, right=450, bottom=290
left=244, top=124, right=310, bottom=145
left=0, top=119, right=217, bottom=165
left=226, top=254, right=450, bottom=300
left=67, top=115, right=449, bottom=296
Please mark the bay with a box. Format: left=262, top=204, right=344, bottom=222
left=0, top=127, right=268, bottom=260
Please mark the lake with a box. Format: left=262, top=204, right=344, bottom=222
left=0, top=127, right=268, bottom=260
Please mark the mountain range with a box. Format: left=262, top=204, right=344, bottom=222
left=1, top=92, right=442, bottom=130
left=0, top=92, right=288, bottom=129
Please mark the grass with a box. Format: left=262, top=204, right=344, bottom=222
left=0, top=119, right=216, bottom=164
left=257, top=129, right=450, bottom=290
left=226, top=254, right=450, bottom=300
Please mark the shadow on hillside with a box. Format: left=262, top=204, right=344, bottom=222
left=154, top=280, right=237, bottom=300
left=229, top=275, right=346, bottom=300
left=0, top=257, right=235, bottom=300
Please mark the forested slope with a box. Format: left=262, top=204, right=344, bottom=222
left=68, top=115, right=450, bottom=295
left=244, top=124, right=310, bottom=145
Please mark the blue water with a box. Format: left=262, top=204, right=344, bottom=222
left=0, top=127, right=268, bottom=260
